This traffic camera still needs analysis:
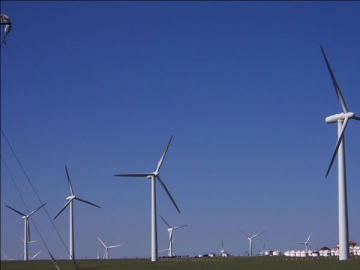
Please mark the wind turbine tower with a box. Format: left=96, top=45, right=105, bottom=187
left=6, top=203, right=46, bottom=261
left=239, top=229, right=265, bottom=256
left=159, top=215, right=187, bottom=257
left=320, top=45, right=360, bottom=261
left=54, top=166, right=101, bottom=260
left=114, top=135, right=181, bottom=262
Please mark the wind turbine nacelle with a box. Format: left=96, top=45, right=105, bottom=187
left=325, top=112, right=354, bottom=123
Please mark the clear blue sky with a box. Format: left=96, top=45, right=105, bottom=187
left=1, top=1, right=360, bottom=260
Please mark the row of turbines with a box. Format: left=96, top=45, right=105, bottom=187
left=5, top=45, right=358, bottom=262
left=6, top=136, right=181, bottom=262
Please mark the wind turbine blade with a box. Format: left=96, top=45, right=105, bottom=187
left=173, top=224, right=187, bottom=230
left=53, top=199, right=72, bottom=220
left=320, top=45, right=348, bottom=113
left=75, top=197, right=101, bottom=208
left=32, top=250, right=42, bottom=259
left=27, top=203, right=46, bottom=242
left=28, top=222, right=31, bottom=243
left=252, top=231, right=265, bottom=238
left=65, top=165, right=75, bottom=196
left=28, top=239, right=40, bottom=244
left=325, top=117, right=349, bottom=177
left=114, top=173, right=150, bottom=177
left=98, top=237, right=107, bottom=248
left=352, top=114, right=360, bottom=121
left=307, top=231, right=313, bottom=243
left=169, top=230, right=173, bottom=241
left=238, top=229, right=250, bottom=238
left=27, top=203, right=46, bottom=218
left=156, top=175, right=181, bottom=214
left=98, top=237, right=108, bottom=249
left=155, top=135, right=173, bottom=173
left=108, top=245, right=121, bottom=248
left=6, top=205, right=26, bottom=217
left=159, top=215, right=172, bottom=228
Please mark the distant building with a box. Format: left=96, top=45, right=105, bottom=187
left=319, top=247, right=331, bottom=257
left=311, top=251, right=319, bottom=257
left=272, top=250, right=281, bottom=256
left=300, top=250, right=307, bottom=257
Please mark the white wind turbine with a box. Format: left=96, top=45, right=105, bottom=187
left=159, top=215, right=187, bottom=257
left=299, top=231, right=312, bottom=251
left=6, top=203, right=46, bottom=261
left=239, top=229, right=265, bottom=256
left=97, top=237, right=121, bottom=259
left=320, top=45, right=360, bottom=261
left=114, top=135, right=181, bottom=262
left=54, top=165, right=101, bottom=260
left=220, top=240, right=225, bottom=254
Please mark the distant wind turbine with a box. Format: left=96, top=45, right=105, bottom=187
left=53, top=165, right=101, bottom=260
left=299, top=231, right=312, bottom=251
left=320, top=45, right=360, bottom=261
left=97, top=237, right=121, bottom=259
left=114, top=135, right=181, bottom=262
left=220, top=240, right=225, bottom=254
left=220, top=240, right=230, bottom=257
left=239, top=229, right=265, bottom=256
left=159, top=215, right=187, bottom=257
left=6, top=203, right=46, bottom=261
left=259, top=243, right=266, bottom=256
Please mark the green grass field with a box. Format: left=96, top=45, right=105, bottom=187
left=1, top=256, right=360, bottom=270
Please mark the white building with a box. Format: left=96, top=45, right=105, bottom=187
left=272, top=250, right=281, bottom=256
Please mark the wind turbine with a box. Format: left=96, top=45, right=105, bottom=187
left=6, top=203, right=46, bottom=261
left=239, top=229, right=265, bottom=256
left=320, top=45, right=360, bottom=261
left=259, top=243, right=266, bottom=256
left=299, top=231, right=312, bottom=251
left=97, top=237, right=121, bottom=259
left=159, top=215, right=187, bottom=257
left=53, top=165, right=101, bottom=260
left=114, top=135, right=181, bottom=262
left=220, top=240, right=225, bottom=254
